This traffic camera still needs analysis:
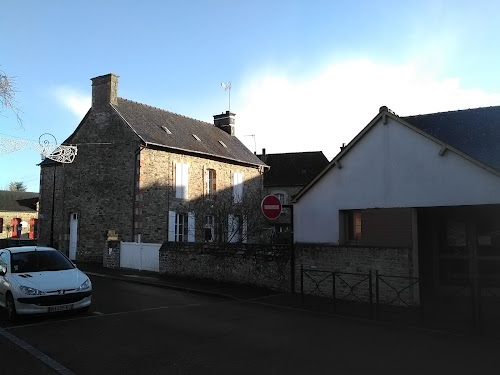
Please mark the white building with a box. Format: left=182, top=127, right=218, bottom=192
left=294, top=105, right=500, bottom=291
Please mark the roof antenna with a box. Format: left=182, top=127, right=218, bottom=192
left=242, top=134, right=256, bottom=153
left=221, top=82, right=231, bottom=111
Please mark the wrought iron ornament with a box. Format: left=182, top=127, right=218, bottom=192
left=34, top=133, right=78, bottom=163
left=0, top=137, right=29, bottom=154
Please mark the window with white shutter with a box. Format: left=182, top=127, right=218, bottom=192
left=174, top=213, right=188, bottom=242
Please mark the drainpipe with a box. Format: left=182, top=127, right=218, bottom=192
left=132, top=145, right=146, bottom=242
left=49, top=163, right=57, bottom=247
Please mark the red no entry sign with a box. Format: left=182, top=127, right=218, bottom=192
left=261, top=195, right=282, bottom=220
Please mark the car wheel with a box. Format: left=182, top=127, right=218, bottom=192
left=6, top=293, right=18, bottom=322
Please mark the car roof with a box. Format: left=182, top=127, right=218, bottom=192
left=2, top=246, right=58, bottom=253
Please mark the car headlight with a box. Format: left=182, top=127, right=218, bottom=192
left=76, top=279, right=91, bottom=291
left=19, top=286, right=46, bottom=296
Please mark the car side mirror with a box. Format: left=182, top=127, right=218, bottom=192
left=0, top=269, right=5, bottom=277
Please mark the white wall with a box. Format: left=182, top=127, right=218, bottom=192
left=294, top=117, right=500, bottom=243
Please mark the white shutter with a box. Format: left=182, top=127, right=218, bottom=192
left=182, top=163, right=189, bottom=199
left=204, top=168, right=209, bottom=196
left=233, top=172, right=243, bottom=203
left=188, top=212, right=195, bottom=242
left=175, top=163, right=182, bottom=198
left=168, top=211, right=176, bottom=241
left=228, top=214, right=236, bottom=243
left=242, top=216, right=248, bottom=243
left=228, top=214, right=242, bottom=243
left=175, top=163, right=189, bottom=199
left=238, top=173, right=243, bottom=201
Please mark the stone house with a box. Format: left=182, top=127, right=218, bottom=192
left=293, top=105, right=500, bottom=306
left=38, top=74, right=267, bottom=262
left=257, top=149, right=328, bottom=242
left=0, top=190, right=39, bottom=240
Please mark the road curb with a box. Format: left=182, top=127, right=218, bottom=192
left=85, top=271, right=237, bottom=300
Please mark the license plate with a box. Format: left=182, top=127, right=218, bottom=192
left=49, top=304, right=73, bottom=312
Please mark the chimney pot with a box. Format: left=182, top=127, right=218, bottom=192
left=213, top=111, right=235, bottom=136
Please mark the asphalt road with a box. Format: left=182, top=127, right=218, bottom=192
left=1, top=275, right=500, bottom=374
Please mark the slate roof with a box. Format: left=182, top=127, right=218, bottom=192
left=257, top=151, right=329, bottom=187
left=0, top=191, right=39, bottom=212
left=403, top=106, right=500, bottom=171
left=111, top=98, right=266, bottom=167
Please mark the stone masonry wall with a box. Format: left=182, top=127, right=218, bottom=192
left=295, top=244, right=418, bottom=306
left=157, top=242, right=416, bottom=305
left=103, top=240, right=121, bottom=268
left=138, top=148, right=263, bottom=243
left=159, top=242, right=291, bottom=291
left=39, top=109, right=141, bottom=262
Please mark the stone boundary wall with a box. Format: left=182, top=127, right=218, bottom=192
left=159, top=242, right=291, bottom=291
left=106, top=241, right=417, bottom=305
left=295, top=244, right=417, bottom=305
left=103, top=240, right=121, bottom=269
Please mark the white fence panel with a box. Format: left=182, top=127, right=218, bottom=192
left=140, top=243, right=161, bottom=272
left=120, top=242, right=161, bottom=272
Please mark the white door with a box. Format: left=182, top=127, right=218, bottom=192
left=69, top=213, right=78, bottom=260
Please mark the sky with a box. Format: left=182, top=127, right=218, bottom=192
left=2, top=0, right=500, bottom=192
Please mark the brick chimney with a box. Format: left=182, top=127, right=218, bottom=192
left=91, top=73, right=119, bottom=112
left=213, top=111, right=235, bottom=136
left=260, top=148, right=267, bottom=163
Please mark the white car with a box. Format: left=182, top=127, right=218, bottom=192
left=0, top=246, right=92, bottom=320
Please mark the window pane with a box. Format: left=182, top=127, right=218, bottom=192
left=273, top=193, right=285, bottom=205
left=206, top=169, right=216, bottom=196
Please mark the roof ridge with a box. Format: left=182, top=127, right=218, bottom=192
left=117, top=97, right=214, bottom=127
left=403, top=105, right=500, bottom=118
left=258, top=151, right=325, bottom=156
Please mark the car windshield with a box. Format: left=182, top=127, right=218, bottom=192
left=11, top=251, right=75, bottom=273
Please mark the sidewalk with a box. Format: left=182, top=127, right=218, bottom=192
left=77, top=262, right=282, bottom=301
left=77, top=263, right=354, bottom=323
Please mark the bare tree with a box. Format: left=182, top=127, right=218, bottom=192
left=0, top=70, right=22, bottom=126
left=181, top=184, right=271, bottom=244
left=9, top=181, right=27, bottom=192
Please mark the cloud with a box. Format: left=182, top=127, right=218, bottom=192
left=236, top=59, right=500, bottom=160
left=51, top=86, right=91, bottom=118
